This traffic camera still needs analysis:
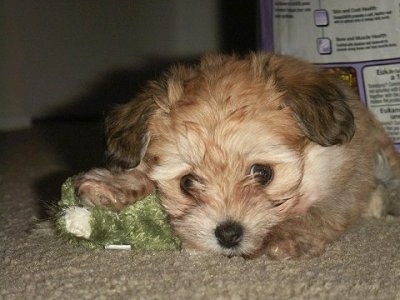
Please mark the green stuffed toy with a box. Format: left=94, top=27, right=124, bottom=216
left=55, top=177, right=181, bottom=251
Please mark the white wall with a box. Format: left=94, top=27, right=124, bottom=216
left=0, top=0, right=219, bottom=130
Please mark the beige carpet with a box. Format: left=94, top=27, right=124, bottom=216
left=1, top=123, right=400, bottom=300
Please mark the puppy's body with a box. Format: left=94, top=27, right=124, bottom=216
left=75, top=53, right=400, bottom=259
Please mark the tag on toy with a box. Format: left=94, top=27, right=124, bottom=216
left=55, top=177, right=181, bottom=250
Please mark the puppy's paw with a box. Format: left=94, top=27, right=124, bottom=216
left=73, top=171, right=126, bottom=211
left=64, top=207, right=92, bottom=239
left=73, top=168, right=155, bottom=212
left=365, top=183, right=400, bottom=218
left=265, top=237, right=325, bottom=260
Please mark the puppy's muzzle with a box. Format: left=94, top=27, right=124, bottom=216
left=214, top=221, right=244, bottom=249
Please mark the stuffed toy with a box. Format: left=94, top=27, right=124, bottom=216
left=55, top=177, right=181, bottom=251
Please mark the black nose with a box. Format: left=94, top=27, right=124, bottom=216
left=215, top=221, right=244, bottom=248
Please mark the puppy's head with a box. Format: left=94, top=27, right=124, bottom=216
left=106, top=53, right=355, bottom=257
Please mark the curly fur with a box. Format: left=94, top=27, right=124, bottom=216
left=74, top=53, right=400, bottom=259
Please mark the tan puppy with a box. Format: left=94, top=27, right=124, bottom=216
left=75, top=53, right=400, bottom=259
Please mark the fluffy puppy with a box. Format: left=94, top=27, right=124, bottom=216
left=75, top=53, right=400, bottom=259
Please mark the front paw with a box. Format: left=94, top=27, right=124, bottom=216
left=73, top=168, right=155, bottom=212
left=265, top=238, right=325, bottom=260
left=73, top=171, right=125, bottom=211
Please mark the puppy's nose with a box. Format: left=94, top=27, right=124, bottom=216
left=215, top=221, right=243, bottom=248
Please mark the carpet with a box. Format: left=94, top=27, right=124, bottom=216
left=1, top=123, right=399, bottom=299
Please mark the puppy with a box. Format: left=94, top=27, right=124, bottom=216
left=74, top=53, right=400, bottom=259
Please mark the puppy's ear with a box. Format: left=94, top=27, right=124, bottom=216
left=105, top=65, right=193, bottom=169
left=106, top=95, right=156, bottom=168
left=264, top=54, right=355, bottom=146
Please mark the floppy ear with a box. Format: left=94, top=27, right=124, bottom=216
left=105, top=94, right=156, bottom=169
left=265, top=54, right=355, bottom=146
left=105, top=65, right=192, bottom=169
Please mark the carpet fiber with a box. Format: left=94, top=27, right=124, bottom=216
left=1, top=123, right=399, bottom=299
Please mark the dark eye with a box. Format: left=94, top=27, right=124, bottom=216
left=249, top=164, right=273, bottom=185
left=180, top=174, right=196, bottom=196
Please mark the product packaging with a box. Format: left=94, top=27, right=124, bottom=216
left=260, top=0, right=400, bottom=149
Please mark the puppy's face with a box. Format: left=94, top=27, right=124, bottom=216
left=106, top=53, right=355, bottom=257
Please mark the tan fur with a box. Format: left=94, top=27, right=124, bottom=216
left=74, top=53, right=400, bottom=259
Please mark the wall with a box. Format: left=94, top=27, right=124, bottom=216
left=0, top=0, right=219, bottom=130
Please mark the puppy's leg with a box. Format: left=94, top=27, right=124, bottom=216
left=73, top=168, right=155, bottom=212
left=372, top=135, right=400, bottom=217
left=374, top=154, right=400, bottom=217
left=265, top=209, right=345, bottom=260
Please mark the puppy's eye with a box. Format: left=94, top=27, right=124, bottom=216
left=270, top=199, right=285, bottom=207
left=249, top=164, right=273, bottom=185
left=180, top=174, right=196, bottom=195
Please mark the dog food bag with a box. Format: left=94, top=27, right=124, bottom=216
left=260, top=0, right=400, bottom=149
